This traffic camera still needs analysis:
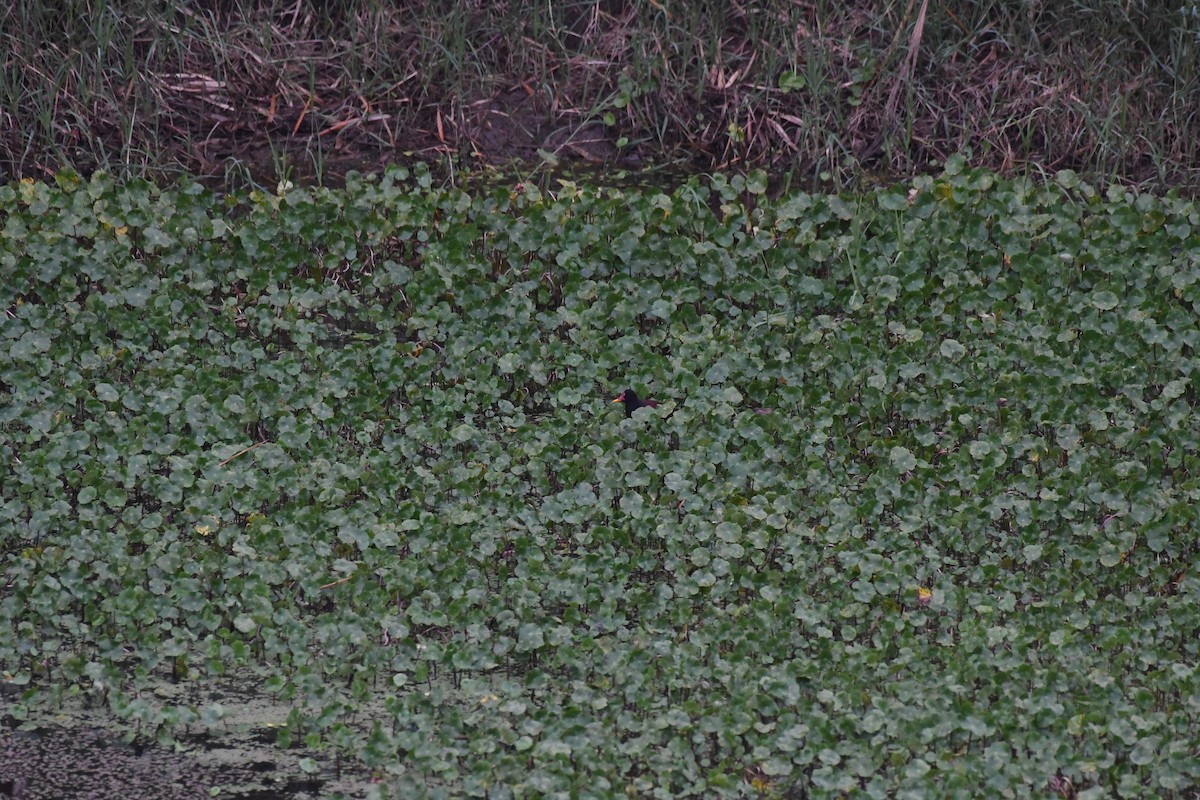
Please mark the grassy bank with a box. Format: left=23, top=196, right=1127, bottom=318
left=3, top=0, right=1200, bottom=191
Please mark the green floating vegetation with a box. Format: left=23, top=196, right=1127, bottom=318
left=2, top=162, right=1199, bottom=799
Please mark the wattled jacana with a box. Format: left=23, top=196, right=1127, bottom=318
left=613, top=389, right=660, bottom=418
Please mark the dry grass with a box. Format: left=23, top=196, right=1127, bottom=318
left=2, top=0, right=1198, bottom=191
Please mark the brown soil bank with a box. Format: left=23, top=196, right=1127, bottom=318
left=2, top=0, right=1199, bottom=191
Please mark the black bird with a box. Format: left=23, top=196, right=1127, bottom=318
left=612, top=389, right=661, bottom=418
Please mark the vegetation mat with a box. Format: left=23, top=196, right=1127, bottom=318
left=3, top=163, right=1200, bottom=798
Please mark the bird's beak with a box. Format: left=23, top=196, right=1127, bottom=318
left=612, top=393, right=624, bottom=403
